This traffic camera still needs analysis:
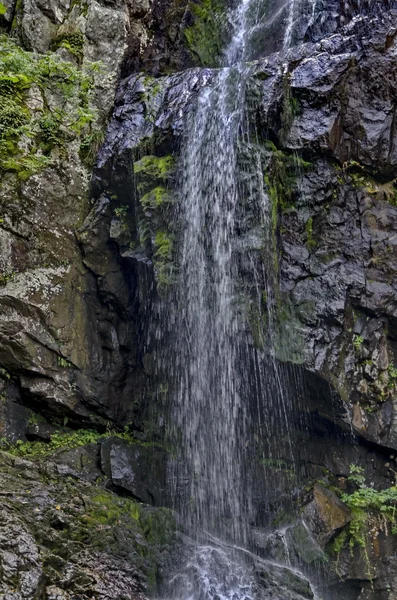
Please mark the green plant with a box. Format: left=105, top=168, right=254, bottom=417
left=305, top=217, right=316, bottom=250
left=353, top=334, right=364, bottom=350
left=154, top=231, right=172, bottom=261
left=140, top=186, right=171, bottom=210
left=3, top=426, right=138, bottom=458
left=0, top=33, right=98, bottom=178
left=347, top=464, right=366, bottom=488
left=57, top=356, right=73, bottom=368
left=184, top=0, right=226, bottom=66
left=0, top=270, right=15, bottom=285
left=388, top=364, right=397, bottom=381
left=51, top=27, right=85, bottom=61
left=114, top=205, right=128, bottom=219
left=331, top=464, right=397, bottom=579
left=79, top=126, right=105, bottom=167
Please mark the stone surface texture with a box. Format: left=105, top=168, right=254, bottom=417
left=2, top=0, right=397, bottom=598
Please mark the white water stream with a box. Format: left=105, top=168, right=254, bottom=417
left=161, top=0, right=322, bottom=598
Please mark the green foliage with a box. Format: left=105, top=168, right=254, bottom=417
left=0, top=2, right=7, bottom=15
left=305, top=217, right=316, bottom=250
left=0, top=270, right=14, bottom=285
left=347, top=463, right=365, bottom=488
left=57, top=356, right=73, bottom=367
left=353, top=334, right=364, bottom=350
left=341, top=486, right=397, bottom=512
left=79, top=126, right=105, bottom=167
left=134, top=155, right=174, bottom=186
left=331, top=464, right=397, bottom=579
left=0, top=33, right=98, bottom=179
left=114, top=205, right=128, bottom=219
left=260, top=457, right=296, bottom=480
left=3, top=429, right=101, bottom=457
left=153, top=231, right=174, bottom=292
left=133, top=154, right=176, bottom=294
left=154, top=231, right=172, bottom=261
left=2, top=427, right=136, bottom=458
left=388, top=363, right=397, bottom=381
left=141, top=186, right=171, bottom=210
left=51, top=28, right=85, bottom=61
left=184, top=0, right=226, bottom=66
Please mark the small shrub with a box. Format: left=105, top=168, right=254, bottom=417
left=353, top=334, right=364, bottom=350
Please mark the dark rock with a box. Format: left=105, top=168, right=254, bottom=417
left=100, top=437, right=168, bottom=505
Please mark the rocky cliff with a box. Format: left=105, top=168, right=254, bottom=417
left=2, top=0, right=397, bottom=599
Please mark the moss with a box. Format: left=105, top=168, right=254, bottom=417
left=2, top=427, right=138, bottom=457
left=279, top=78, right=299, bottom=144
left=51, top=27, right=85, bottom=62
left=141, top=186, right=172, bottom=210
left=184, top=0, right=227, bottom=67
left=132, top=154, right=176, bottom=294
left=0, top=34, right=98, bottom=179
left=72, top=489, right=175, bottom=592
left=134, top=154, right=174, bottom=185
left=305, top=217, right=316, bottom=251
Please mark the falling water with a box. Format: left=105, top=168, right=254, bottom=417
left=161, top=0, right=320, bottom=598
left=170, top=0, right=253, bottom=543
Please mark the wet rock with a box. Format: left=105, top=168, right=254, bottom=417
left=0, top=449, right=175, bottom=599
left=100, top=437, right=168, bottom=505
left=302, top=483, right=351, bottom=547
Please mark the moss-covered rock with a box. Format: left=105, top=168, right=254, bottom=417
left=184, top=0, right=227, bottom=66
left=0, top=448, right=177, bottom=598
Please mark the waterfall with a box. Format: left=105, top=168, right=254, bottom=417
left=159, top=0, right=319, bottom=598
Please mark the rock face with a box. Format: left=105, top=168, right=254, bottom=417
left=0, top=0, right=191, bottom=596
left=0, top=448, right=176, bottom=599
left=2, top=0, right=397, bottom=598
left=93, top=5, right=397, bottom=597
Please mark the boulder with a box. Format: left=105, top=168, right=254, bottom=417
left=302, top=483, right=351, bottom=547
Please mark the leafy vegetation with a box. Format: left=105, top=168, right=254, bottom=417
left=331, top=464, right=397, bottom=578
left=353, top=334, right=364, bottom=350
left=132, top=154, right=176, bottom=294
left=305, top=216, right=316, bottom=251
left=0, top=427, right=135, bottom=458
left=0, top=33, right=99, bottom=180
left=51, top=26, right=85, bottom=62
left=184, top=0, right=227, bottom=66
left=57, top=356, right=73, bottom=367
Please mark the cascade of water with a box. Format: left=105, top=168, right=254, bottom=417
left=159, top=0, right=320, bottom=598
left=166, top=0, right=256, bottom=546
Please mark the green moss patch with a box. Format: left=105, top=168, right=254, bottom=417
left=184, top=0, right=227, bottom=66
left=1, top=427, right=135, bottom=458
left=51, top=27, right=85, bottom=61
left=133, top=154, right=176, bottom=294
left=0, top=33, right=98, bottom=181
